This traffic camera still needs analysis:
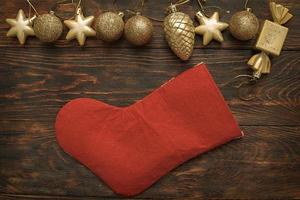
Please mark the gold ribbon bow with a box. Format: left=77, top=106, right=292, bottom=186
left=270, top=2, right=293, bottom=25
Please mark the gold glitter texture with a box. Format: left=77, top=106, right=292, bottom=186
left=33, top=13, right=63, bottom=42
left=229, top=10, right=259, bottom=41
left=125, top=15, right=153, bottom=46
left=94, top=12, right=124, bottom=42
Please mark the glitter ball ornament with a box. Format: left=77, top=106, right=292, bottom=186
left=33, top=12, right=63, bottom=42
left=124, top=14, right=153, bottom=46
left=164, top=5, right=195, bottom=61
left=229, top=10, right=259, bottom=41
left=94, top=12, right=124, bottom=42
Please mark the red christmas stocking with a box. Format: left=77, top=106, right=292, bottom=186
left=55, top=63, right=242, bottom=196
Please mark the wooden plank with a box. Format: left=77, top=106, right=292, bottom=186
left=0, top=194, right=130, bottom=200
left=0, top=48, right=299, bottom=126
left=0, top=194, right=150, bottom=200
left=0, top=126, right=299, bottom=199
left=1, top=0, right=299, bottom=199
left=0, top=0, right=299, bottom=49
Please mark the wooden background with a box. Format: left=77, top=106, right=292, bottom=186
left=0, top=0, right=299, bottom=199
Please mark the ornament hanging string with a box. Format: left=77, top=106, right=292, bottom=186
left=145, top=0, right=225, bottom=23
left=50, top=0, right=84, bottom=20
left=92, top=0, right=122, bottom=13
left=167, top=0, right=190, bottom=12
left=222, top=74, right=258, bottom=101
left=27, top=1, right=31, bottom=18
left=26, top=0, right=39, bottom=16
left=126, top=0, right=146, bottom=16
left=124, top=0, right=168, bottom=22
left=214, top=0, right=258, bottom=101
left=172, top=0, right=190, bottom=6
left=28, top=1, right=32, bottom=18
left=226, top=1, right=293, bottom=101
left=196, top=0, right=224, bottom=17
left=244, top=0, right=250, bottom=10
left=112, top=0, right=122, bottom=12
left=125, top=0, right=191, bottom=22
left=141, top=0, right=191, bottom=22
left=125, top=0, right=192, bottom=22
left=134, top=0, right=145, bottom=13
left=196, top=0, right=205, bottom=13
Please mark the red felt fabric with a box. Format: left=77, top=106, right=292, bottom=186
left=55, top=63, right=242, bottom=196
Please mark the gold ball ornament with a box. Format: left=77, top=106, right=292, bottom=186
left=164, top=6, right=195, bottom=61
left=229, top=10, right=259, bottom=41
left=124, top=14, right=153, bottom=46
left=94, top=12, right=124, bottom=42
left=33, top=12, right=63, bottom=42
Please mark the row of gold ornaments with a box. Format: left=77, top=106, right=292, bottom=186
left=6, top=0, right=259, bottom=51
left=164, top=1, right=260, bottom=61
left=165, top=0, right=293, bottom=82
left=6, top=1, right=293, bottom=69
left=6, top=6, right=153, bottom=47
left=7, top=5, right=257, bottom=55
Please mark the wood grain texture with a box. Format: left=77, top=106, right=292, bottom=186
left=0, top=48, right=299, bottom=126
left=1, top=126, right=300, bottom=199
left=0, top=0, right=300, bottom=199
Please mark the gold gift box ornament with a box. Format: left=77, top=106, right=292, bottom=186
left=248, top=2, right=293, bottom=79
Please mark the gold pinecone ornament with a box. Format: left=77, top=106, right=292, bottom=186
left=164, top=5, right=195, bottom=61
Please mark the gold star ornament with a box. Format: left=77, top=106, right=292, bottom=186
left=195, top=11, right=228, bottom=46
left=64, top=8, right=96, bottom=46
left=6, top=9, right=36, bottom=45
